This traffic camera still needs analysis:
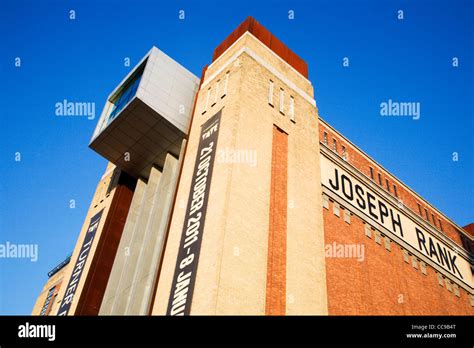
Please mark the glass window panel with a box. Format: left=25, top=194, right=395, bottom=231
left=106, top=69, right=144, bottom=124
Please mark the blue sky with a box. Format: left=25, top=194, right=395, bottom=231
left=0, top=0, right=472, bottom=314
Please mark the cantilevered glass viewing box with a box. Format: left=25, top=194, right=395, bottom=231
left=89, top=47, right=200, bottom=178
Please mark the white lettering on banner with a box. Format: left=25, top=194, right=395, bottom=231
left=167, top=111, right=222, bottom=316
left=320, top=155, right=473, bottom=288
left=57, top=210, right=104, bottom=315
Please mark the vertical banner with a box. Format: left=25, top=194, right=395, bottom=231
left=167, top=111, right=222, bottom=315
left=57, top=210, right=104, bottom=316
left=39, top=286, right=56, bottom=316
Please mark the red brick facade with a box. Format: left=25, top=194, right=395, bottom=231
left=74, top=173, right=135, bottom=315
left=318, top=120, right=465, bottom=246
left=323, top=201, right=473, bottom=314
left=319, top=119, right=473, bottom=314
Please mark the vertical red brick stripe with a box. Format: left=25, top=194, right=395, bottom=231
left=265, top=126, right=288, bottom=315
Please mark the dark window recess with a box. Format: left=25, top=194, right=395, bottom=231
left=370, top=167, right=374, bottom=180
left=425, top=209, right=429, bottom=222
left=439, top=219, right=443, bottom=231
left=106, top=169, right=120, bottom=196
left=378, top=173, right=382, bottom=185
left=107, top=62, right=146, bottom=124
left=418, top=203, right=422, bottom=215
left=432, top=214, right=436, bottom=227
left=118, top=170, right=138, bottom=191
left=386, top=179, right=390, bottom=192
left=332, top=139, right=337, bottom=152
left=393, top=185, right=398, bottom=197
left=460, top=233, right=474, bottom=255
left=323, top=132, right=328, bottom=145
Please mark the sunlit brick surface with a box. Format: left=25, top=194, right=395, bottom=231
left=265, top=126, right=288, bottom=315
left=323, top=200, right=473, bottom=314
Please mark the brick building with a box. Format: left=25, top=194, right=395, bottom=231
left=31, top=255, right=70, bottom=316
left=34, top=17, right=473, bottom=316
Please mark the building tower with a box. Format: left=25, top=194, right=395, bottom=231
left=152, top=17, right=328, bottom=315
left=33, top=16, right=473, bottom=316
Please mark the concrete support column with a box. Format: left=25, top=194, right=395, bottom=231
left=99, top=177, right=147, bottom=314
left=126, top=154, right=179, bottom=314
left=99, top=154, right=180, bottom=315
left=100, top=166, right=162, bottom=314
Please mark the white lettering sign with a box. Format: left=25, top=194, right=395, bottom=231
left=320, top=155, right=473, bottom=289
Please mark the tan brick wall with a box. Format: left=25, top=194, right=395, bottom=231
left=203, top=32, right=313, bottom=98
left=153, top=33, right=327, bottom=315
left=52, top=163, right=126, bottom=315
left=31, top=266, right=68, bottom=315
